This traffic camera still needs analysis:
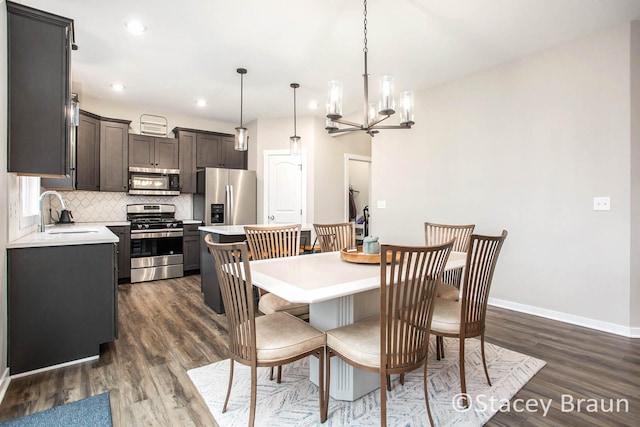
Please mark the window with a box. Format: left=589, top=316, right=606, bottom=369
left=20, top=176, right=40, bottom=229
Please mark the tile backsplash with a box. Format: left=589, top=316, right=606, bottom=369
left=47, top=191, right=193, bottom=223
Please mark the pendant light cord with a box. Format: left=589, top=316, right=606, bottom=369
left=293, top=85, right=297, bottom=136
left=363, top=0, right=368, bottom=54
left=240, top=72, right=244, bottom=127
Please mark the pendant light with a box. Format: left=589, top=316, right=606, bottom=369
left=325, top=0, right=414, bottom=136
left=290, top=83, right=301, bottom=155
left=234, top=68, right=248, bottom=151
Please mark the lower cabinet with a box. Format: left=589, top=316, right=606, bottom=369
left=183, top=223, right=202, bottom=272
left=8, top=243, right=118, bottom=375
left=108, top=225, right=131, bottom=279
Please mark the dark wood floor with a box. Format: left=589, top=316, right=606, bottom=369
left=0, top=275, right=638, bottom=426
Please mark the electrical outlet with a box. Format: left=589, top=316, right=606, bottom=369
left=377, top=200, right=386, bottom=209
left=593, top=197, right=611, bottom=211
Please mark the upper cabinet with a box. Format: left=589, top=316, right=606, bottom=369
left=176, top=130, right=197, bottom=193
left=75, top=111, right=101, bottom=191
left=7, top=2, right=75, bottom=176
left=100, top=118, right=130, bottom=192
left=129, top=135, right=179, bottom=170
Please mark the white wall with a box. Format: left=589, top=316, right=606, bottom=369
left=1, top=0, right=9, bottom=384
left=373, top=23, right=635, bottom=332
left=313, top=126, right=371, bottom=224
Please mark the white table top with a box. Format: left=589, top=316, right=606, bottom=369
left=250, top=250, right=467, bottom=304
left=199, top=224, right=313, bottom=236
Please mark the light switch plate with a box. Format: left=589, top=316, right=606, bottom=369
left=376, top=200, right=386, bottom=209
left=593, top=197, right=611, bottom=211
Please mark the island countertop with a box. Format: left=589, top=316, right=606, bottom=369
left=199, top=224, right=313, bottom=236
left=7, top=224, right=119, bottom=249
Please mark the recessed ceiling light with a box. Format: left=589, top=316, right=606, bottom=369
left=308, top=100, right=319, bottom=110
left=196, top=99, right=207, bottom=107
left=111, top=83, right=125, bottom=92
left=126, top=20, right=147, bottom=35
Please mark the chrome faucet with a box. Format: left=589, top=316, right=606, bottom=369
left=39, top=190, right=68, bottom=232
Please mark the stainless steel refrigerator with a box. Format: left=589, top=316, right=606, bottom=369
left=193, top=168, right=257, bottom=225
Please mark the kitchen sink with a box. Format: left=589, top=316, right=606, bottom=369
left=45, top=226, right=100, bottom=234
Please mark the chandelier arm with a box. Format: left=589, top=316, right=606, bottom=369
left=333, top=118, right=364, bottom=128
left=328, top=126, right=365, bottom=135
left=370, top=124, right=413, bottom=130
left=367, top=114, right=390, bottom=128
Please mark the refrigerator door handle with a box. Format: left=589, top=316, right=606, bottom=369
left=226, top=184, right=234, bottom=224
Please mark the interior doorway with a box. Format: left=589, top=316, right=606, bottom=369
left=263, top=150, right=307, bottom=225
left=344, top=154, right=371, bottom=242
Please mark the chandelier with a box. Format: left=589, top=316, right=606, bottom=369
left=234, top=68, right=248, bottom=151
left=325, top=0, right=414, bottom=136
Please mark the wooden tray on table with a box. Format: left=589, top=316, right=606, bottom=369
left=340, top=246, right=391, bottom=264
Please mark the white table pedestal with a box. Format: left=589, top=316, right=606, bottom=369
left=308, top=288, right=381, bottom=401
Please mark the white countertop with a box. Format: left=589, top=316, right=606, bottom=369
left=199, top=224, right=313, bottom=236
left=7, top=224, right=119, bottom=249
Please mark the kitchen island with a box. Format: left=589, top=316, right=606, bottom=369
left=198, top=224, right=312, bottom=313
left=7, top=224, right=119, bottom=375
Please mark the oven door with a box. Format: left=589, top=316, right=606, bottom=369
left=130, top=230, right=183, bottom=282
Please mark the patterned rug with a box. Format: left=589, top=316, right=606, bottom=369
left=188, top=339, right=545, bottom=426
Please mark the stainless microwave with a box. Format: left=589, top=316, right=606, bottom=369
left=128, top=167, right=180, bottom=196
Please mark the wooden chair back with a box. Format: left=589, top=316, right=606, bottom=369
left=425, top=222, right=475, bottom=289
left=460, top=230, right=508, bottom=336
left=244, top=224, right=301, bottom=260
left=424, top=222, right=475, bottom=252
left=313, top=222, right=356, bottom=252
left=379, top=241, right=453, bottom=374
left=204, top=235, right=256, bottom=363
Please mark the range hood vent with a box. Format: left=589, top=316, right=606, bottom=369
left=140, top=114, right=168, bottom=137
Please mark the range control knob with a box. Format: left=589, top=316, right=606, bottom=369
left=144, top=224, right=150, bottom=229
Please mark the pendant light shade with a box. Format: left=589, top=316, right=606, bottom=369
left=290, top=83, right=301, bottom=155
left=235, top=68, right=248, bottom=151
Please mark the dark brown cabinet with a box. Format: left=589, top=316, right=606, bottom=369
left=129, top=135, right=179, bottom=169
left=7, top=2, right=74, bottom=176
left=8, top=243, right=117, bottom=375
left=76, top=111, right=101, bottom=191
left=183, top=223, right=202, bottom=272
left=100, top=119, right=130, bottom=192
left=177, top=130, right=197, bottom=193
left=107, top=226, right=131, bottom=279
left=173, top=127, right=247, bottom=173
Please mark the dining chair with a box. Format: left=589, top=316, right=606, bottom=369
left=425, top=222, right=475, bottom=301
left=431, top=230, right=508, bottom=407
left=204, top=236, right=327, bottom=426
left=323, top=241, right=454, bottom=426
left=244, top=224, right=310, bottom=321
left=313, top=222, right=356, bottom=252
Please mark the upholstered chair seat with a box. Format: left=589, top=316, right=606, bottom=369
left=255, top=312, right=325, bottom=363
left=258, top=293, right=310, bottom=319
left=437, top=281, right=460, bottom=301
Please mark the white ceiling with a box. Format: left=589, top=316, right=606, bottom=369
left=14, top=0, right=640, bottom=125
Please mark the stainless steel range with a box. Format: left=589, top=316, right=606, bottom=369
left=127, top=204, right=183, bottom=283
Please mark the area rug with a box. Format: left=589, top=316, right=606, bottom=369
left=188, top=339, right=545, bottom=426
left=0, top=393, right=111, bottom=427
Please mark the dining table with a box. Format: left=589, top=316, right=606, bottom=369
left=249, top=249, right=467, bottom=401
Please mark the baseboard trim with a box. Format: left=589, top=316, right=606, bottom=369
left=9, top=355, right=99, bottom=380
left=488, top=298, right=636, bottom=338
left=0, top=367, right=10, bottom=406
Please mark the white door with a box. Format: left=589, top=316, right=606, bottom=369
left=264, top=152, right=306, bottom=224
